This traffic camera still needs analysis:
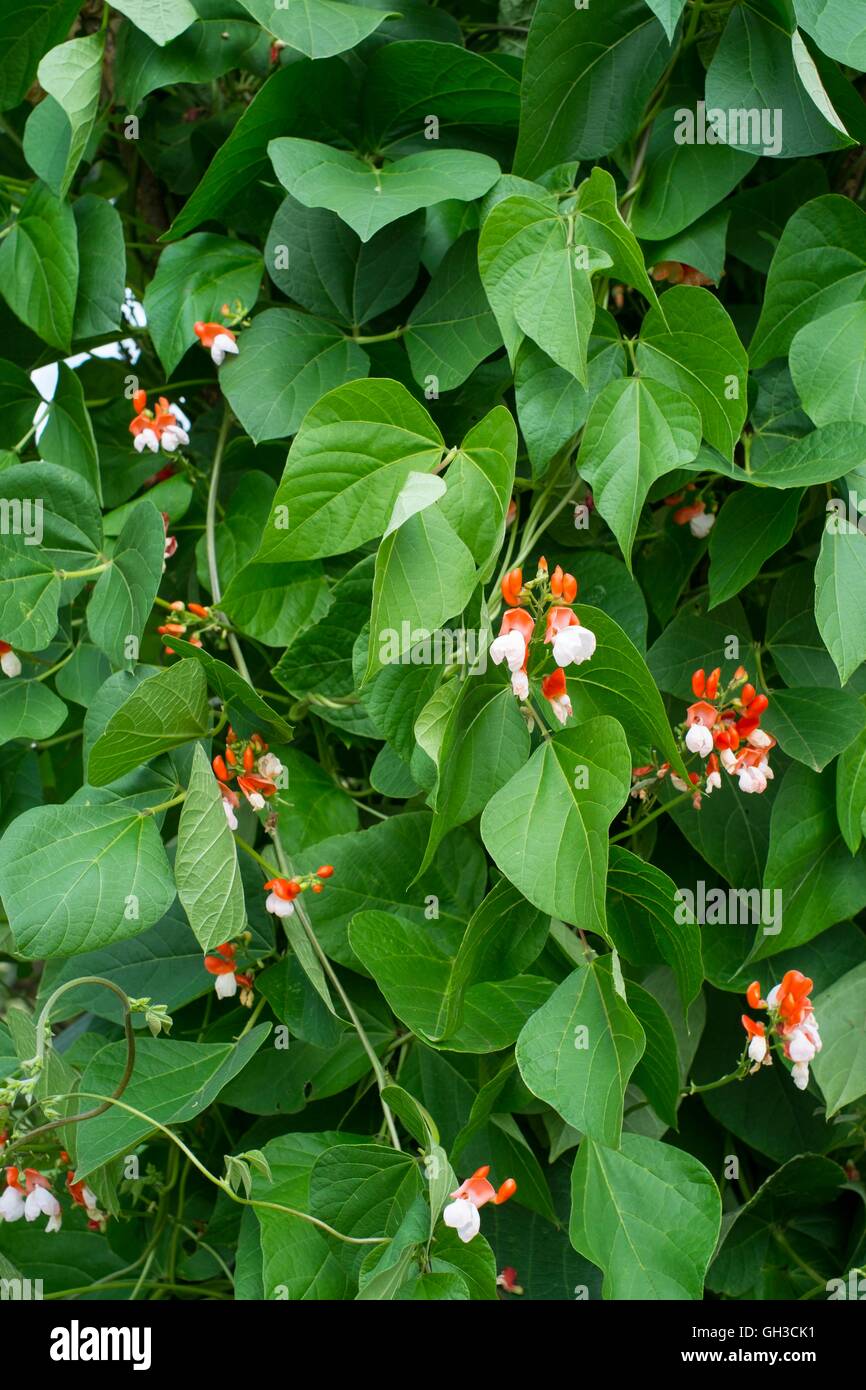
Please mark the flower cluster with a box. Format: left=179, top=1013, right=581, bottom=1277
left=741, top=971, right=822, bottom=1091
left=490, top=558, right=596, bottom=725
left=442, top=1164, right=516, bottom=1244
left=682, top=664, right=773, bottom=796
left=0, top=642, right=21, bottom=679
left=204, top=941, right=255, bottom=1005
left=664, top=484, right=715, bottom=538
left=159, top=599, right=211, bottom=653
left=129, top=390, right=190, bottom=455
left=212, top=730, right=284, bottom=828
left=263, top=864, right=333, bottom=919
left=0, top=1167, right=62, bottom=1232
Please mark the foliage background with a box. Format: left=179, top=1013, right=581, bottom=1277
left=0, top=0, right=865, bottom=1301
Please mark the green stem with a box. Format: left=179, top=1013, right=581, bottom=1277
left=609, top=788, right=693, bottom=842
left=206, top=407, right=252, bottom=684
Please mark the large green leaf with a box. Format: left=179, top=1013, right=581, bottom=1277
left=268, top=138, right=500, bottom=242
left=477, top=194, right=564, bottom=363
left=762, top=685, right=865, bottom=771
left=39, top=363, right=101, bottom=501
left=572, top=167, right=661, bottom=308
left=0, top=800, right=176, bottom=958
left=250, top=0, right=395, bottom=59
left=631, top=106, right=756, bottom=242
left=220, top=557, right=331, bottom=647
left=115, top=13, right=268, bottom=109
left=480, top=717, right=631, bottom=933
left=405, top=233, right=500, bottom=392
left=514, top=0, right=669, bottom=175
left=23, top=32, right=104, bottom=199
left=0, top=181, right=78, bottom=351
left=111, top=0, right=198, bottom=47
left=87, top=660, right=211, bottom=786
left=0, top=0, right=81, bottom=113
left=569, top=1134, right=721, bottom=1299
left=0, top=679, right=67, bottom=744
left=636, top=286, right=748, bottom=458
left=708, top=488, right=802, bottom=607
left=440, top=406, right=516, bottom=578
left=160, top=637, right=294, bottom=743
left=516, top=961, right=645, bottom=1146
left=256, top=379, right=444, bottom=563
left=811, top=962, right=866, bottom=1115
left=175, top=743, right=247, bottom=953
left=607, top=847, right=703, bottom=1008
left=87, top=501, right=166, bottom=666
left=795, top=0, right=866, bottom=67
left=836, top=713, right=866, bottom=853
left=815, top=511, right=866, bottom=687
left=790, top=301, right=866, bottom=427
left=577, top=376, right=701, bottom=567
left=750, top=421, right=866, bottom=487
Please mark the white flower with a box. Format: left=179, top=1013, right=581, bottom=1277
left=134, top=427, right=159, bottom=454
left=490, top=629, right=527, bottom=673
left=511, top=669, right=529, bottom=701
left=548, top=692, right=572, bottom=726
left=791, top=1061, right=810, bottom=1091
left=720, top=748, right=737, bottom=772
left=257, top=753, right=283, bottom=781
left=706, top=770, right=722, bottom=793
left=222, top=799, right=238, bottom=832
left=685, top=723, right=713, bottom=757
left=442, top=1197, right=481, bottom=1244
left=25, top=1185, right=60, bottom=1225
left=689, top=509, right=715, bottom=538
left=160, top=424, right=190, bottom=453
left=0, top=649, right=21, bottom=678
left=0, top=1186, right=25, bottom=1222
left=552, top=624, right=596, bottom=667
left=748, top=1033, right=768, bottom=1064
left=215, top=972, right=238, bottom=1000
left=265, top=892, right=295, bottom=918
left=247, top=792, right=266, bottom=812
left=787, top=1029, right=816, bottom=1063
left=211, top=333, right=239, bottom=366
left=738, top=764, right=767, bottom=794
left=747, top=727, right=773, bottom=749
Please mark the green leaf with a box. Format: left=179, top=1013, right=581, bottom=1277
left=626, top=977, right=681, bottom=1130
left=762, top=685, right=864, bottom=771
left=569, top=1134, right=721, bottom=1299
left=220, top=556, right=331, bottom=647
left=708, top=488, right=803, bottom=607
left=751, top=421, right=866, bottom=487
left=256, top=379, right=444, bottom=563
left=636, top=286, right=748, bottom=458
left=514, top=0, right=670, bottom=175
left=364, top=36, right=520, bottom=147
left=143, top=233, right=263, bottom=377
left=647, top=594, right=757, bottom=701
left=0, top=548, right=62, bottom=651
left=836, top=713, right=866, bottom=853
left=246, top=0, right=395, bottom=59
left=39, top=363, right=101, bottom=501
left=72, top=195, right=126, bottom=339
left=74, top=1028, right=271, bottom=1178
left=365, top=503, right=478, bottom=682
left=0, top=181, right=78, bottom=351
left=795, top=0, right=866, bottom=67
left=790, top=301, right=866, bottom=427
left=564, top=605, right=689, bottom=776
left=516, top=961, right=645, bottom=1145
left=0, top=799, right=176, bottom=958
left=440, top=405, right=516, bottom=577
left=0, top=0, right=81, bottom=113
left=607, top=847, right=703, bottom=1008
left=480, top=717, right=631, bottom=932
left=811, top=962, right=866, bottom=1115
left=111, top=0, right=198, bottom=47
left=643, top=0, right=686, bottom=41
left=87, top=501, right=166, bottom=666
left=23, top=33, right=104, bottom=199
left=706, top=1, right=852, bottom=159
left=268, top=138, right=500, bottom=242
left=265, top=197, right=424, bottom=327
left=405, top=233, right=500, bottom=392
left=158, top=637, right=294, bottom=742
left=87, top=661, right=211, bottom=787
left=115, top=15, right=268, bottom=110
left=220, top=307, right=368, bottom=443
left=577, top=376, right=701, bottom=566
left=572, top=166, right=661, bottom=308
left=631, top=106, right=756, bottom=242
left=310, top=1144, right=424, bottom=1248
left=512, top=242, right=598, bottom=385
left=756, top=761, right=866, bottom=959
left=175, top=743, right=247, bottom=953
left=0, top=358, right=39, bottom=448
left=749, top=195, right=866, bottom=368
left=477, top=194, right=564, bottom=363
left=0, top=679, right=66, bottom=744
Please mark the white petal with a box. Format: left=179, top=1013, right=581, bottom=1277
left=442, top=1198, right=480, bottom=1243
left=0, top=650, right=21, bottom=678
left=685, top=724, right=713, bottom=757
left=0, top=1187, right=25, bottom=1221
left=215, top=972, right=238, bottom=999
left=266, top=892, right=295, bottom=918
left=791, top=1061, right=810, bottom=1091
left=787, top=1029, right=816, bottom=1063
left=511, top=669, right=529, bottom=700
left=552, top=624, right=596, bottom=667
left=490, top=630, right=526, bottom=673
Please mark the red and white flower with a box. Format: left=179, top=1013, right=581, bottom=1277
left=1, top=1169, right=61, bottom=1231
left=544, top=606, right=596, bottom=667
left=263, top=877, right=300, bottom=918
left=685, top=722, right=713, bottom=757
left=67, top=1171, right=104, bottom=1226
left=194, top=320, right=239, bottom=366
left=442, top=1165, right=516, bottom=1244
left=203, top=942, right=253, bottom=1003
left=129, top=391, right=189, bottom=455
left=0, top=642, right=21, bottom=678
left=490, top=608, right=534, bottom=675
left=541, top=667, right=572, bottom=725
left=743, top=971, right=822, bottom=1090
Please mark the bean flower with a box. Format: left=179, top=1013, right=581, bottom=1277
left=263, top=865, right=334, bottom=918
left=194, top=320, right=239, bottom=365
left=741, top=972, right=822, bottom=1090
left=212, top=730, right=283, bottom=821
left=129, top=390, right=190, bottom=454
left=442, top=1164, right=517, bottom=1243
left=489, top=557, right=597, bottom=720
left=203, top=942, right=255, bottom=1005
left=0, top=1168, right=61, bottom=1232
left=0, top=642, right=21, bottom=678
left=67, top=1171, right=105, bottom=1229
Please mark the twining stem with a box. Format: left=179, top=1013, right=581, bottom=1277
left=4, top=978, right=136, bottom=1157
left=271, top=837, right=403, bottom=1152
left=609, top=789, right=693, bottom=843
left=50, top=1089, right=387, bottom=1247
left=205, top=406, right=253, bottom=684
